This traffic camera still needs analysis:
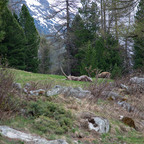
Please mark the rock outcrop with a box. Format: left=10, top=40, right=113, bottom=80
left=46, top=85, right=91, bottom=99
left=130, top=77, right=144, bottom=85
left=0, top=126, right=68, bottom=144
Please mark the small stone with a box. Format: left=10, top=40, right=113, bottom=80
left=25, top=83, right=31, bottom=89
left=29, top=89, right=46, bottom=96
left=12, top=82, right=22, bottom=91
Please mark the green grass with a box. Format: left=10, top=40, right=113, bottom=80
left=98, top=119, right=144, bottom=144
left=10, top=69, right=90, bottom=87
left=9, top=68, right=113, bottom=88
left=100, top=130, right=144, bottom=144
left=0, top=99, right=74, bottom=137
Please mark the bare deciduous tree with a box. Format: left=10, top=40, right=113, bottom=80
left=49, top=0, right=80, bottom=74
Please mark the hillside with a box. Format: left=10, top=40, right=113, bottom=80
left=0, top=69, right=144, bottom=144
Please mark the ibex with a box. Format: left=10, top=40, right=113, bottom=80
left=98, top=72, right=111, bottom=78
left=60, top=67, right=93, bottom=82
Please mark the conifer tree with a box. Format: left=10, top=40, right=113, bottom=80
left=19, top=4, right=40, bottom=72
left=0, top=0, right=7, bottom=42
left=0, top=6, right=26, bottom=69
left=79, top=0, right=100, bottom=34
left=70, top=0, right=100, bottom=75
left=79, top=34, right=122, bottom=78
left=70, top=14, right=93, bottom=75
left=133, top=0, right=144, bottom=70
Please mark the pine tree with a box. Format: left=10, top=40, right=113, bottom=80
left=79, top=34, right=122, bottom=77
left=0, top=0, right=7, bottom=42
left=70, top=0, right=100, bottom=75
left=70, top=14, right=93, bottom=75
left=71, top=14, right=93, bottom=53
left=0, top=7, right=26, bottom=69
left=79, top=0, right=100, bottom=34
left=133, top=0, right=144, bottom=70
left=19, top=4, right=40, bottom=72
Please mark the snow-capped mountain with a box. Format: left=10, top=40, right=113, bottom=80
left=9, top=0, right=59, bottom=35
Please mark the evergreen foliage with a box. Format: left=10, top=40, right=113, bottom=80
left=70, top=14, right=93, bottom=75
left=13, top=12, right=19, bottom=22
left=70, top=2, right=122, bottom=77
left=78, top=34, right=122, bottom=78
left=0, top=0, right=7, bottom=42
left=0, top=7, right=26, bottom=69
left=19, top=4, right=40, bottom=72
left=79, top=1, right=100, bottom=34
left=133, top=0, right=144, bottom=70
left=71, top=14, right=93, bottom=49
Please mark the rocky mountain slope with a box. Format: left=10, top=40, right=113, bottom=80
left=0, top=69, right=144, bottom=144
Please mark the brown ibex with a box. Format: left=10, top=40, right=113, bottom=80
left=60, top=67, right=93, bottom=82
left=97, top=72, right=111, bottom=78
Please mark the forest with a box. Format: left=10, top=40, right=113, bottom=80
left=0, top=0, right=144, bottom=77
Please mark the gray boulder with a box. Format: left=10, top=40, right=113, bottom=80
left=117, top=101, right=134, bottom=112
left=64, top=87, right=91, bottom=99
left=0, top=126, right=68, bottom=144
left=46, top=85, right=63, bottom=96
left=102, top=91, right=123, bottom=100
left=130, top=77, right=144, bottom=85
left=88, top=117, right=110, bottom=134
left=46, top=85, right=91, bottom=99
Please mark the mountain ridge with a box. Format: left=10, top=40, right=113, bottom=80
left=9, top=0, right=57, bottom=35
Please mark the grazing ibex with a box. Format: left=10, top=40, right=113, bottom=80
left=98, top=72, right=111, bottom=78
left=60, top=67, right=93, bottom=82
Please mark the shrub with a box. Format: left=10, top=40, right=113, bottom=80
left=27, top=100, right=73, bottom=134
left=111, top=63, right=122, bottom=78
left=88, top=78, right=112, bottom=102
left=34, top=116, right=65, bottom=134
left=0, top=68, right=14, bottom=112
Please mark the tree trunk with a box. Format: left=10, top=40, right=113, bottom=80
left=66, top=0, right=71, bottom=74
left=100, top=0, right=104, bottom=30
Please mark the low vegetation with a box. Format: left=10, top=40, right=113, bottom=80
left=0, top=68, right=144, bottom=144
left=0, top=68, right=19, bottom=119
left=27, top=100, right=73, bottom=134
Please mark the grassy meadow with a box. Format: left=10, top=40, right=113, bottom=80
left=10, top=68, right=113, bottom=87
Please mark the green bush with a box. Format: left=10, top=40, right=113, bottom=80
left=27, top=100, right=73, bottom=134
left=111, top=63, right=122, bottom=78
left=34, top=116, right=65, bottom=134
